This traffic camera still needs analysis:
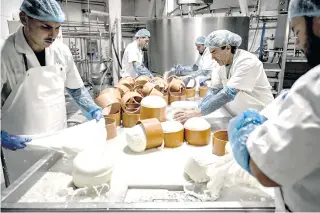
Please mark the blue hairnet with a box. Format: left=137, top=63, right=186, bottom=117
left=195, top=36, right=206, bottom=45
left=20, top=0, right=65, bottom=23
left=288, top=0, right=320, bottom=20
left=135, top=29, right=151, bottom=38
left=205, top=30, right=242, bottom=49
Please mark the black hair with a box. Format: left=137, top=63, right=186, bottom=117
left=303, top=16, right=320, bottom=68
left=221, top=46, right=237, bottom=54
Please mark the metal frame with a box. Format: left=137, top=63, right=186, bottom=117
left=277, top=18, right=290, bottom=94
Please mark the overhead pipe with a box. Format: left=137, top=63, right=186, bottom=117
left=87, top=9, right=148, bottom=21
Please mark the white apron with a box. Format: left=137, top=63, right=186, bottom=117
left=218, top=67, right=267, bottom=117
left=1, top=54, right=67, bottom=136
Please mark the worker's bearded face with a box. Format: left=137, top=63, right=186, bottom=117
left=20, top=12, right=61, bottom=51
left=292, top=16, right=320, bottom=68
left=138, top=37, right=149, bottom=51
left=196, top=44, right=205, bottom=55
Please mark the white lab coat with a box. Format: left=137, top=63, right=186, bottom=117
left=194, top=47, right=219, bottom=73
left=1, top=27, right=84, bottom=136
left=211, top=49, right=274, bottom=116
left=121, top=40, right=143, bottom=78
left=247, top=65, right=320, bottom=212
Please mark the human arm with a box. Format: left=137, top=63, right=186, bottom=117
left=133, top=61, right=153, bottom=77
left=66, top=87, right=102, bottom=121
left=174, top=87, right=237, bottom=123
left=198, top=87, right=238, bottom=116
left=64, top=45, right=102, bottom=121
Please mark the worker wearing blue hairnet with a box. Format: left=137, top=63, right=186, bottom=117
left=121, top=29, right=153, bottom=78
left=174, top=30, right=274, bottom=124
left=227, top=0, right=320, bottom=211
left=173, top=36, right=220, bottom=85
left=1, top=0, right=103, bottom=151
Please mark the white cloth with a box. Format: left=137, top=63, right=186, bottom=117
left=247, top=65, right=320, bottom=212
left=120, top=40, right=143, bottom=78
left=1, top=27, right=84, bottom=135
left=211, top=49, right=274, bottom=116
left=195, top=48, right=219, bottom=72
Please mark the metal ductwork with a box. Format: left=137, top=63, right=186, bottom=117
left=177, top=0, right=214, bottom=4
left=147, top=16, right=250, bottom=74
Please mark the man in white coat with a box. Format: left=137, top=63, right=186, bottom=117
left=174, top=36, right=219, bottom=80
left=120, top=29, right=153, bottom=78
left=174, top=31, right=274, bottom=123
left=227, top=0, right=320, bottom=211
left=1, top=0, right=102, bottom=151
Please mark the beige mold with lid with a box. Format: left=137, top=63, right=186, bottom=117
left=140, top=96, right=167, bottom=122
left=161, top=121, right=184, bottom=148
left=184, top=117, right=211, bottom=146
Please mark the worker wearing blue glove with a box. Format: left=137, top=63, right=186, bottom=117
left=173, top=36, right=218, bottom=78
left=227, top=109, right=267, bottom=174
left=1, top=0, right=102, bottom=151
left=1, top=131, right=32, bottom=151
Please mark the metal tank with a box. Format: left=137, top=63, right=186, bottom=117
left=147, top=17, right=250, bottom=74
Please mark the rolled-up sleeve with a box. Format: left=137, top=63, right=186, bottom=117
left=247, top=68, right=320, bottom=186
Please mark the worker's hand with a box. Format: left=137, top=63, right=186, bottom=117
left=199, top=77, right=210, bottom=86
left=174, top=64, right=184, bottom=75
left=192, top=64, right=199, bottom=71
left=1, top=131, right=32, bottom=151
left=92, top=110, right=103, bottom=121
left=173, top=109, right=202, bottom=124
left=227, top=109, right=267, bottom=174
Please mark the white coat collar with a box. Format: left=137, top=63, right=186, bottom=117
left=14, top=26, right=55, bottom=67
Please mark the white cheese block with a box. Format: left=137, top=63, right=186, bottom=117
left=72, top=150, right=113, bottom=188
left=126, top=124, right=147, bottom=153
left=141, top=95, right=167, bottom=108
left=184, top=117, right=210, bottom=131
left=184, top=154, right=217, bottom=183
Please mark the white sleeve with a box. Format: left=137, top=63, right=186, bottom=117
left=127, top=47, right=139, bottom=63
left=211, top=66, right=224, bottom=88
left=195, top=55, right=201, bottom=66
left=247, top=68, right=320, bottom=186
left=64, top=45, right=84, bottom=89
left=201, top=54, right=219, bottom=71
left=227, top=58, right=261, bottom=92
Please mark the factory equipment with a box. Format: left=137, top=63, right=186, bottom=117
left=177, top=0, right=214, bottom=4
left=147, top=17, right=250, bottom=74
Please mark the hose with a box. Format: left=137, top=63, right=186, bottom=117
left=111, top=34, right=122, bottom=70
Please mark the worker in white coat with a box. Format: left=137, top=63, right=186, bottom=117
left=1, top=0, right=103, bottom=151
left=174, top=30, right=274, bottom=123
left=227, top=0, right=320, bottom=211
left=174, top=36, right=219, bottom=79
left=120, top=29, right=153, bottom=78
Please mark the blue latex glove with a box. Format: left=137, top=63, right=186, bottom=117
left=1, top=131, right=32, bottom=151
left=66, top=87, right=102, bottom=121
left=227, top=109, right=268, bottom=174
left=92, top=109, right=103, bottom=121
left=199, top=77, right=210, bottom=86
left=183, top=76, right=192, bottom=86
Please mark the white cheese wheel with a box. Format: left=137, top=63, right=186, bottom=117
left=184, top=117, right=210, bottom=131
left=161, top=121, right=184, bottom=133
left=126, top=124, right=147, bottom=153
left=72, top=150, right=113, bottom=188
left=141, top=95, right=167, bottom=108
left=184, top=154, right=217, bottom=183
